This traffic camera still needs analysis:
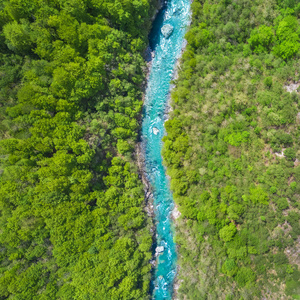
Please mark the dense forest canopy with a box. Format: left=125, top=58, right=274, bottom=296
left=163, top=0, right=300, bottom=299
left=0, top=0, right=159, bottom=299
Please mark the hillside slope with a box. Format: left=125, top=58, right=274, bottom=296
left=0, top=0, right=159, bottom=299
left=163, top=0, right=300, bottom=299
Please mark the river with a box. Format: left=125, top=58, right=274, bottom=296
left=141, top=0, right=191, bottom=299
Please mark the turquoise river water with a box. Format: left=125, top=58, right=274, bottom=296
left=141, top=0, right=190, bottom=299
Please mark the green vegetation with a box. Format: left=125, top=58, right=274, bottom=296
left=0, top=0, right=159, bottom=299
left=163, top=0, right=300, bottom=299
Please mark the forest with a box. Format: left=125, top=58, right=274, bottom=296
left=0, top=0, right=160, bottom=299
left=163, top=0, right=300, bottom=299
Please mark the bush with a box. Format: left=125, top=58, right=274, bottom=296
left=235, top=267, right=256, bottom=287
left=285, top=280, right=300, bottom=296
left=117, top=139, right=132, bottom=154
left=219, top=223, right=237, bottom=242
left=224, top=131, right=250, bottom=146
left=248, top=25, right=275, bottom=53
left=276, top=198, right=289, bottom=210
left=264, top=76, right=273, bottom=88
left=222, top=259, right=238, bottom=277
left=284, top=148, right=296, bottom=161
left=186, top=23, right=214, bottom=49
left=249, top=186, right=269, bottom=205
left=273, top=16, right=300, bottom=60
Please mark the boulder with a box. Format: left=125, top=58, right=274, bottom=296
left=156, top=246, right=164, bottom=254
left=153, top=127, right=159, bottom=135
left=161, top=24, right=174, bottom=38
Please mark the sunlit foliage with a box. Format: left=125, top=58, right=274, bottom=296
left=163, top=0, right=300, bottom=298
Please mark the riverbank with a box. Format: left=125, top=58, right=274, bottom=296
left=134, top=0, right=164, bottom=270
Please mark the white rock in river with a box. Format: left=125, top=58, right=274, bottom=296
left=161, top=24, right=174, bottom=38
left=153, top=127, right=159, bottom=135
left=156, top=246, right=164, bottom=253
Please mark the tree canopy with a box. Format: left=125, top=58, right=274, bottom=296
left=0, top=0, right=159, bottom=299
left=163, top=0, right=300, bottom=299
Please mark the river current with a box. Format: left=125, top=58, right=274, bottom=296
left=141, top=0, right=191, bottom=299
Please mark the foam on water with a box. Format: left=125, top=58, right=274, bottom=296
left=141, top=0, right=191, bottom=299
